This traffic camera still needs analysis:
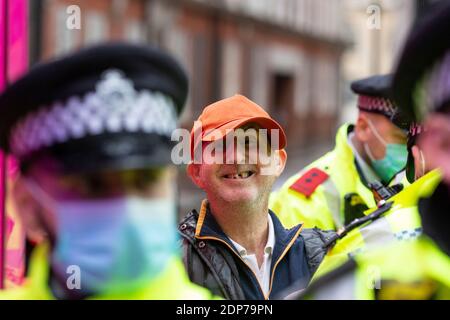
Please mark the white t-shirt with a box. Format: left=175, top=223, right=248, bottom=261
left=228, top=214, right=275, bottom=297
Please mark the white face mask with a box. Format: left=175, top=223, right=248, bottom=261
left=25, top=179, right=179, bottom=295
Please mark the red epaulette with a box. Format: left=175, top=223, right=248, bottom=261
left=289, top=167, right=329, bottom=197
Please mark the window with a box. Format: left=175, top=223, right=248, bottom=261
left=84, top=11, right=107, bottom=45
left=125, top=20, right=145, bottom=43
left=54, top=5, right=79, bottom=56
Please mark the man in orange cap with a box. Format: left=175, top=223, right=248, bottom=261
left=178, top=94, right=335, bottom=300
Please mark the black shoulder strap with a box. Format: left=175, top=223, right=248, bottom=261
left=323, top=201, right=394, bottom=248
left=296, top=258, right=358, bottom=300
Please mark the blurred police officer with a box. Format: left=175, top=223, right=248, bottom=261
left=271, top=74, right=410, bottom=231
left=392, top=0, right=450, bottom=260
left=0, top=43, right=215, bottom=299
left=307, top=120, right=440, bottom=280
left=295, top=2, right=450, bottom=299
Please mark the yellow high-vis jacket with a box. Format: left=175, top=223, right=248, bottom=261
left=270, top=123, right=408, bottom=231
left=313, top=169, right=441, bottom=280
left=0, top=244, right=218, bottom=300
left=300, top=237, right=450, bottom=300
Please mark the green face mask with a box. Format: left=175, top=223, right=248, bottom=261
left=364, top=120, right=408, bottom=184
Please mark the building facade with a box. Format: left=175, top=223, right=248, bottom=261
left=339, top=0, right=416, bottom=123
left=35, top=0, right=350, bottom=213
left=37, top=0, right=350, bottom=148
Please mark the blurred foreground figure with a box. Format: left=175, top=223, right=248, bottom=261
left=296, top=2, right=450, bottom=299
left=0, top=43, right=215, bottom=299
left=271, top=74, right=410, bottom=231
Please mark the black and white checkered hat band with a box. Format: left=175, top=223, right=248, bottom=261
left=10, top=69, right=178, bottom=158
left=409, top=122, right=424, bottom=137
left=427, top=51, right=450, bottom=112
left=357, top=95, right=397, bottom=118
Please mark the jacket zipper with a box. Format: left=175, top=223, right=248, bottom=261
left=267, top=224, right=304, bottom=297
left=195, top=235, right=268, bottom=299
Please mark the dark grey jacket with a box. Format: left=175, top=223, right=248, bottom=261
left=179, top=204, right=336, bottom=300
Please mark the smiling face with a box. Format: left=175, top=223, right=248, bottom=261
left=199, top=161, right=267, bottom=204
left=188, top=125, right=286, bottom=206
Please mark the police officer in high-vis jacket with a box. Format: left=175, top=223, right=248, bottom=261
left=295, top=1, right=450, bottom=299
left=306, top=168, right=441, bottom=284
left=0, top=43, right=216, bottom=299
left=308, top=120, right=439, bottom=280
left=271, top=74, right=410, bottom=231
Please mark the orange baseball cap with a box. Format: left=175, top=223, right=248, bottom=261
left=190, top=94, right=286, bottom=156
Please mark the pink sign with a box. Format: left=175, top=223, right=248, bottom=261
left=0, top=0, right=28, bottom=288
left=7, top=0, right=28, bottom=82
left=0, top=0, right=5, bottom=90
left=0, top=0, right=6, bottom=289
left=0, top=154, right=4, bottom=289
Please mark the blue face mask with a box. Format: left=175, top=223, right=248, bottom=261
left=364, top=120, right=408, bottom=184
left=51, top=196, right=179, bottom=294
left=24, top=180, right=178, bottom=295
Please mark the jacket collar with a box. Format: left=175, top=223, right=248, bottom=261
left=228, top=214, right=275, bottom=257
left=335, top=123, right=372, bottom=185
left=195, top=199, right=304, bottom=264
left=335, top=123, right=356, bottom=166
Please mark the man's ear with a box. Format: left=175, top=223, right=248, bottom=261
left=186, top=163, right=204, bottom=189
left=274, top=149, right=287, bottom=177
left=354, top=113, right=371, bottom=142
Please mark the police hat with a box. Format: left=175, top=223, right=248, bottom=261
left=351, top=74, right=409, bottom=130
left=0, top=43, right=188, bottom=173
left=392, top=1, right=450, bottom=122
